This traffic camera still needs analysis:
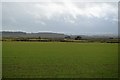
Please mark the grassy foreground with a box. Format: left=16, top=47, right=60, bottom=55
left=0, top=41, right=2, bottom=79
left=2, top=42, right=118, bottom=78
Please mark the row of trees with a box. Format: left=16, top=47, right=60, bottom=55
left=2, top=36, right=119, bottom=43
left=65, top=36, right=82, bottom=40
left=2, top=36, right=82, bottom=42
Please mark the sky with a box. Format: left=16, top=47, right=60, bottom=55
left=1, top=0, right=120, bottom=2
left=1, top=0, right=119, bottom=35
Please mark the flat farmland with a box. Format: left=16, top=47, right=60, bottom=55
left=2, top=42, right=118, bottom=78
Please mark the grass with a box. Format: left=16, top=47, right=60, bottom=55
left=0, top=41, right=2, bottom=79
left=2, top=42, right=118, bottom=78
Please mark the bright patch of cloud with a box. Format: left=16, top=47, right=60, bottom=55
left=23, top=2, right=117, bottom=24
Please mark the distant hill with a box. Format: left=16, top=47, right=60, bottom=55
left=1, top=31, right=66, bottom=39
left=1, top=31, right=119, bottom=39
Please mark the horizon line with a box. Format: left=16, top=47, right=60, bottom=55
left=1, top=30, right=118, bottom=36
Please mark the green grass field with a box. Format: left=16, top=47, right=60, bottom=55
left=2, top=42, right=118, bottom=78
left=0, top=41, right=2, bottom=79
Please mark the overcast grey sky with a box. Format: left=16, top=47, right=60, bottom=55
left=1, top=0, right=120, bottom=2
left=1, top=1, right=118, bottom=35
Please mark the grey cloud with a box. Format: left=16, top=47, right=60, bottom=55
left=2, top=2, right=118, bottom=35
